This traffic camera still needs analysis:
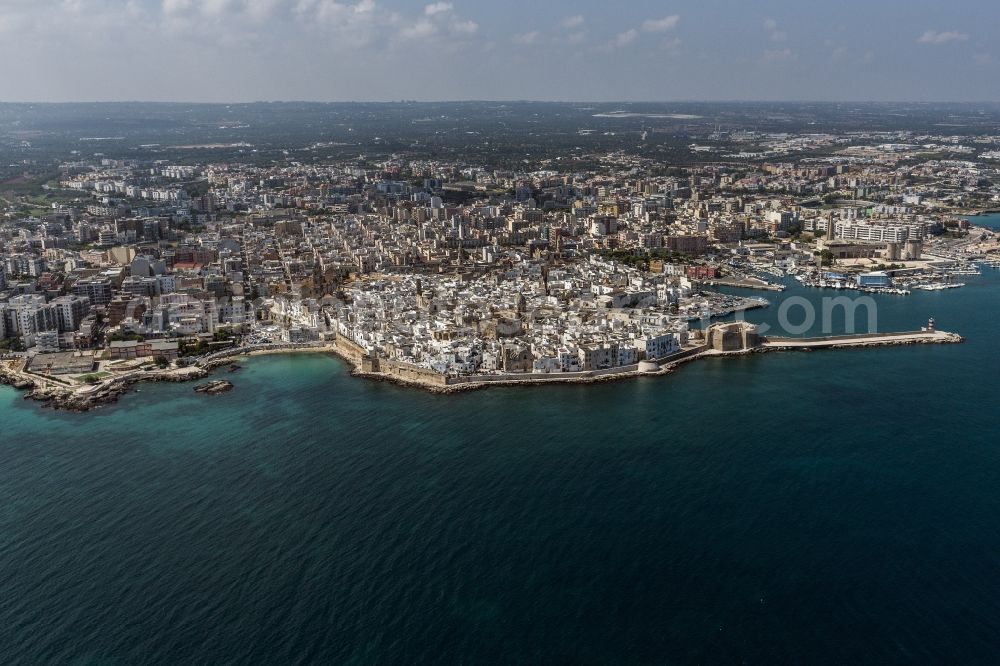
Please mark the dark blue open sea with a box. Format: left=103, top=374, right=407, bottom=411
left=2, top=216, right=1000, bottom=664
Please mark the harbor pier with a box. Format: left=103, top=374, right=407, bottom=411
left=762, top=329, right=963, bottom=350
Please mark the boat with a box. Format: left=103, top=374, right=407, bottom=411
left=915, top=282, right=965, bottom=291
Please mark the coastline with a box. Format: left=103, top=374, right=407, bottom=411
left=351, top=330, right=964, bottom=395
left=0, top=330, right=965, bottom=410
left=0, top=361, right=209, bottom=411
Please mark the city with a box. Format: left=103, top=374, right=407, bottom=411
left=3, top=1, right=1000, bottom=661
left=1, top=111, right=995, bottom=403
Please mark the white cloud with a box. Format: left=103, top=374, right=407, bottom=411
left=642, top=15, right=679, bottom=33
left=396, top=3, right=477, bottom=40
left=559, top=15, right=584, bottom=30
left=160, top=0, right=348, bottom=25
left=606, top=29, right=637, bottom=49
left=290, top=0, right=390, bottom=48
left=246, top=0, right=283, bottom=17
left=513, top=31, right=539, bottom=45
left=399, top=18, right=436, bottom=40
left=300, top=0, right=378, bottom=22
left=200, top=0, right=234, bottom=17
left=450, top=18, right=478, bottom=35
left=162, top=0, right=192, bottom=14
left=5, top=0, right=478, bottom=54
left=290, top=0, right=475, bottom=47
left=918, top=30, right=969, bottom=45
left=424, top=2, right=452, bottom=16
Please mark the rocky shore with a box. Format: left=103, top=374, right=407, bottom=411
left=0, top=362, right=208, bottom=412
left=194, top=380, right=234, bottom=394
left=0, top=344, right=333, bottom=411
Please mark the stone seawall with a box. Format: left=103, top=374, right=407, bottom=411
left=379, top=360, right=449, bottom=387
left=334, top=331, right=964, bottom=394
left=343, top=345, right=713, bottom=394
left=333, top=336, right=368, bottom=363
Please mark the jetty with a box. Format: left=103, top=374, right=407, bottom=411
left=762, top=329, right=962, bottom=350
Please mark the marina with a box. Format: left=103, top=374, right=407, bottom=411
left=786, top=258, right=994, bottom=295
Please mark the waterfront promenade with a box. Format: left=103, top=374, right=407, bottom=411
left=196, top=342, right=333, bottom=367
left=704, top=278, right=786, bottom=292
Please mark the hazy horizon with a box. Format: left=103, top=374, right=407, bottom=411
left=4, top=99, right=1000, bottom=106
left=1, top=0, right=997, bottom=104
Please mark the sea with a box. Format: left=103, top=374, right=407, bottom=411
left=2, top=215, right=999, bottom=664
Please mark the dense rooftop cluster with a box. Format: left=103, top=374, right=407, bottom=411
left=2, top=122, right=998, bottom=378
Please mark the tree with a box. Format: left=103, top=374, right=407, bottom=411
left=820, top=249, right=835, bottom=267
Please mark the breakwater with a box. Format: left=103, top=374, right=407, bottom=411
left=763, top=330, right=963, bottom=349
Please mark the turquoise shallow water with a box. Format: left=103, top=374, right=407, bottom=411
left=966, top=212, right=1000, bottom=231
left=2, top=224, right=1000, bottom=663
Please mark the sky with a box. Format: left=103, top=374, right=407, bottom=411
left=1, top=0, right=998, bottom=103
